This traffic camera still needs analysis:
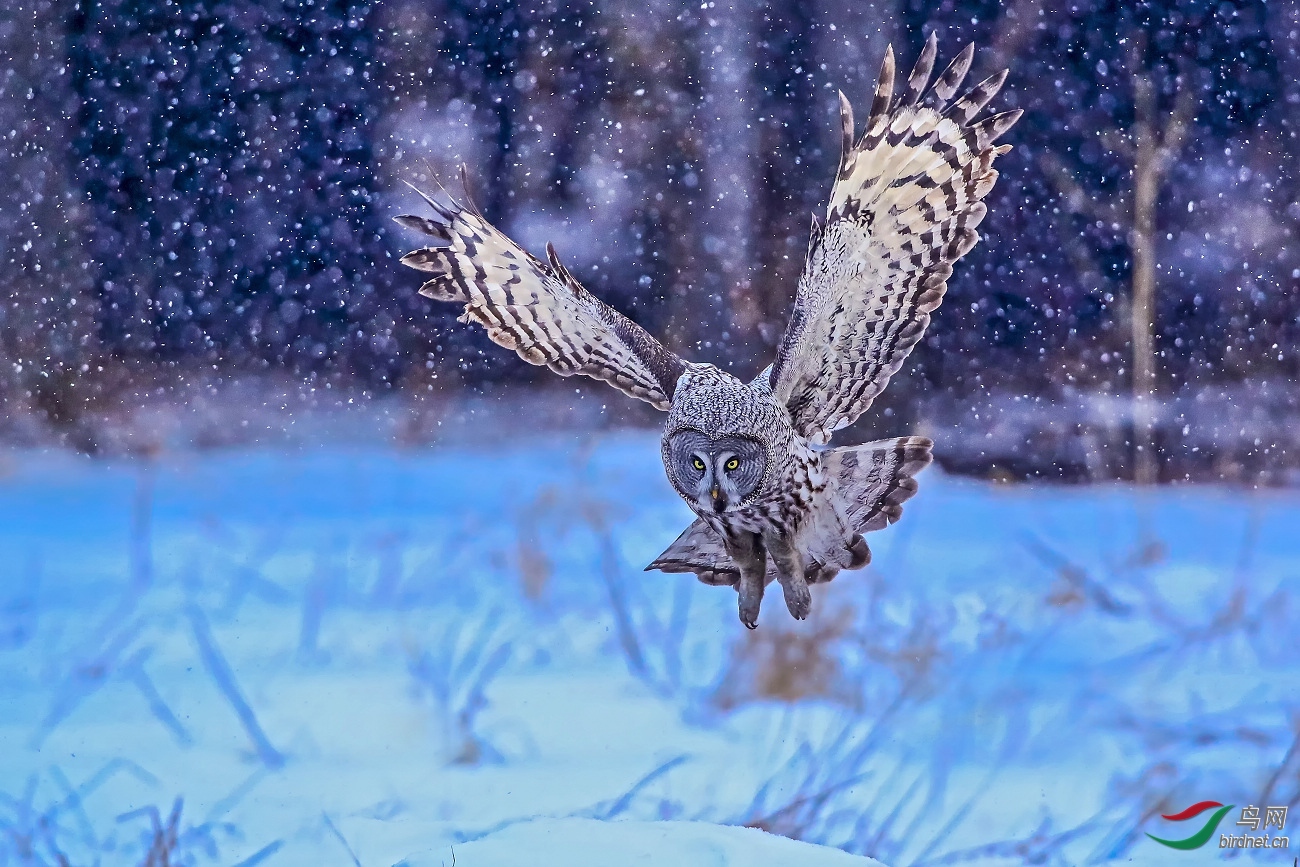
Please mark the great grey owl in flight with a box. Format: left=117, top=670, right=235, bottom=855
left=395, top=37, right=1019, bottom=628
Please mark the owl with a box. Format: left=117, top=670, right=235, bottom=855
left=395, top=37, right=1019, bottom=627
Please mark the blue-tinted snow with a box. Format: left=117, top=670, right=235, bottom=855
left=0, top=433, right=1295, bottom=865
left=399, top=818, right=884, bottom=866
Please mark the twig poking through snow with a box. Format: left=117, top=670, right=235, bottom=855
left=583, top=754, right=690, bottom=820
left=231, top=839, right=285, bottom=867
left=121, top=647, right=194, bottom=746
left=407, top=608, right=514, bottom=765
left=323, top=813, right=363, bottom=867
left=187, top=605, right=285, bottom=769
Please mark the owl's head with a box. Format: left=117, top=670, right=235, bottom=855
left=661, top=367, right=786, bottom=514
left=664, top=429, right=767, bottom=514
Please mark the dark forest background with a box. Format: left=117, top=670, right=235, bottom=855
left=2, top=0, right=1298, bottom=482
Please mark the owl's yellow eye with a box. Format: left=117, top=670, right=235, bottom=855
left=692, top=457, right=706, bottom=471
left=725, top=457, right=739, bottom=471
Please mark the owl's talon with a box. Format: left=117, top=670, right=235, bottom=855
left=738, top=584, right=763, bottom=629
left=781, top=577, right=812, bottom=620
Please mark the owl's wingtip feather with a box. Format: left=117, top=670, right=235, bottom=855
left=770, top=38, right=1016, bottom=442
left=458, top=163, right=486, bottom=219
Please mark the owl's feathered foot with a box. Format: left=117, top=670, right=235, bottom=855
left=766, top=534, right=812, bottom=620
left=737, top=574, right=764, bottom=630
left=780, top=577, right=811, bottom=620
left=727, top=531, right=767, bottom=629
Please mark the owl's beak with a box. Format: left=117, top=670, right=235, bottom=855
left=710, top=487, right=727, bottom=512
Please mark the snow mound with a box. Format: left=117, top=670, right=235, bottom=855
left=400, top=818, right=886, bottom=867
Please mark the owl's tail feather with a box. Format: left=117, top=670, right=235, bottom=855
left=645, top=436, right=932, bottom=588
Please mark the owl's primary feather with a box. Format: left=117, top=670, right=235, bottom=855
left=394, top=39, right=1016, bottom=627
left=769, top=32, right=1021, bottom=445
left=395, top=178, right=687, bottom=411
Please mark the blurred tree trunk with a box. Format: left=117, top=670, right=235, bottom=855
left=1128, top=68, right=1191, bottom=484
left=443, top=0, right=525, bottom=225
left=0, top=0, right=96, bottom=437
left=259, top=0, right=398, bottom=380
left=732, top=0, right=824, bottom=370
left=543, top=0, right=605, bottom=205
left=624, top=1, right=715, bottom=360
left=69, top=0, right=394, bottom=378
left=1263, top=0, right=1300, bottom=387
left=1042, top=44, right=1192, bottom=484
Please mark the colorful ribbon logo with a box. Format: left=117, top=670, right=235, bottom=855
left=1146, top=801, right=1236, bottom=850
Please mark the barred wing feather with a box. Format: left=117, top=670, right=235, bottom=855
left=769, top=35, right=1021, bottom=444
left=396, top=182, right=687, bottom=411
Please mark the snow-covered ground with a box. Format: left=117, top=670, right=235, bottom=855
left=1, top=430, right=1296, bottom=865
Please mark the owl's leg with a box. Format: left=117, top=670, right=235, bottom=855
left=765, top=533, right=812, bottom=620
left=724, top=531, right=766, bottom=630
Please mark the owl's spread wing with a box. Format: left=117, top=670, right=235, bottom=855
left=768, top=35, right=1020, bottom=444
left=396, top=180, right=687, bottom=411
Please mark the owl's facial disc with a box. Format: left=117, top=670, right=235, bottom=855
left=666, top=430, right=766, bottom=513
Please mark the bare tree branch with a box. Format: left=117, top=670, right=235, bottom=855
left=984, top=0, right=1043, bottom=74
left=1098, top=128, right=1136, bottom=161
left=1039, top=152, right=1130, bottom=225
left=1155, top=82, right=1196, bottom=175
